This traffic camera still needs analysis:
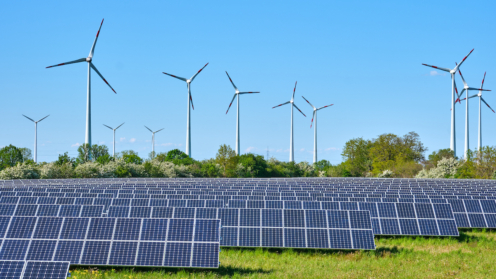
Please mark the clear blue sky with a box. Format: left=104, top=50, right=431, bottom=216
left=1, top=1, right=495, bottom=164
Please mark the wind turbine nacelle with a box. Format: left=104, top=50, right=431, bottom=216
left=86, top=57, right=92, bottom=62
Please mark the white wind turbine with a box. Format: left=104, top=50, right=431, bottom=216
left=301, top=96, right=333, bottom=163
left=225, top=71, right=260, bottom=155
left=103, top=123, right=125, bottom=158
left=459, top=72, right=493, bottom=153
left=145, top=126, right=164, bottom=157
left=458, top=67, right=491, bottom=159
left=272, top=82, right=306, bottom=162
left=422, top=49, right=474, bottom=157
left=46, top=19, right=116, bottom=159
left=22, top=114, right=49, bottom=163
left=163, top=63, right=209, bottom=158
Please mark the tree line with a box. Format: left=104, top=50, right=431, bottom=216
left=1, top=131, right=496, bottom=179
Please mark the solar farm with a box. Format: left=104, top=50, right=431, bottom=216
left=0, top=178, right=495, bottom=278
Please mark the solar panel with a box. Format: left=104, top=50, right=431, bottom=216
left=0, top=216, right=220, bottom=268
left=0, top=260, right=24, bottom=279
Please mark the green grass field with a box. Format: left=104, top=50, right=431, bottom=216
left=70, top=229, right=496, bottom=279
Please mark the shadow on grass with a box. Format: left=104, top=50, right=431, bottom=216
left=71, top=265, right=272, bottom=277
left=374, top=230, right=496, bottom=244
left=221, top=245, right=404, bottom=256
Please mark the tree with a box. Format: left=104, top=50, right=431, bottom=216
left=166, top=149, right=189, bottom=161
left=474, top=146, right=496, bottom=179
left=238, top=153, right=269, bottom=177
left=121, top=150, right=143, bottom=165
left=0, top=145, right=24, bottom=170
left=215, top=144, right=238, bottom=177
left=428, top=148, right=456, bottom=168
left=19, top=148, right=33, bottom=162
left=55, top=152, right=75, bottom=166
left=341, top=138, right=373, bottom=176
left=76, top=144, right=110, bottom=163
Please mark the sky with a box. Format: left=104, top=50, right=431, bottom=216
left=1, top=1, right=495, bottom=164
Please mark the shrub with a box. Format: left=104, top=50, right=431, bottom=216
left=0, top=162, right=40, bottom=179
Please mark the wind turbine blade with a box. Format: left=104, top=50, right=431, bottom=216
left=469, top=87, right=490, bottom=91
left=317, top=104, right=334, bottom=110
left=22, top=115, right=35, bottom=122
left=453, top=49, right=474, bottom=72
left=37, top=115, right=50, bottom=122
left=190, top=63, right=209, bottom=82
left=301, top=96, right=316, bottom=109
left=46, top=58, right=86, bottom=69
left=482, top=97, right=495, bottom=113
left=162, top=72, right=187, bottom=81
left=144, top=126, right=153, bottom=133
left=88, top=19, right=104, bottom=58
left=115, top=122, right=125, bottom=130
left=272, top=101, right=290, bottom=109
left=292, top=81, right=297, bottom=100
left=225, top=71, right=238, bottom=91
left=459, top=88, right=467, bottom=99
left=226, top=94, right=237, bottom=114
left=467, top=94, right=478, bottom=99
left=421, top=63, right=451, bottom=72
left=90, top=63, right=116, bottom=93
left=293, top=103, right=306, bottom=117
left=238, top=92, right=260, bottom=94
left=155, top=128, right=165, bottom=133
left=457, top=66, right=468, bottom=87
left=189, top=93, right=195, bottom=110
left=454, top=79, right=462, bottom=104
left=480, top=72, right=486, bottom=90
left=310, top=111, right=315, bottom=128
left=103, top=124, right=114, bottom=130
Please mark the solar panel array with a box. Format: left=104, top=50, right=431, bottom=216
left=0, top=260, right=69, bottom=279
left=2, top=177, right=491, bottom=269
left=0, top=216, right=220, bottom=268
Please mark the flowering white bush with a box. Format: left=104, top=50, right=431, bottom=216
left=378, top=169, right=394, bottom=178
left=415, top=157, right=460, bottom=179
left=74, top=162, right=100, bottom=178
left=297, top=161, right=315, bottom=176
left=39, top=162, right=74, bottom=179
left=0, top=163, right=40, bottom=180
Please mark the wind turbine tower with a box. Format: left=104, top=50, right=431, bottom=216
left=272, top=82, right=306, bottom=162
left=46, top=19, right=117, bottom=159
left=163, top=63, right=208, bottom=158
left=22, top=114, right=49, bottom=163
left=302, top=96, right=333, bottom=163
left=103, top=123, right=125, bottom=158
left=225, top=71, right=260, bottom=155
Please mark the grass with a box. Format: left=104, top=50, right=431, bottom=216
left=70, top=229, right=496, bottom=279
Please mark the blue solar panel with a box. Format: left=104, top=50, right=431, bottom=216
left=0, top=260, right=24, bottom=279
left=22, top=261, right=70, bottom=279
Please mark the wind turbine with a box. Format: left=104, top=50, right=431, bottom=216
left=46, top=19, right=116, bottom=159
left=272, top=82, right=306, bottom=162
left=225, top=71, right=260, bottom=155
left=145, top=126, right=164, bottom=158
left=301, top=96, right=333, bottom=163
left=460, top=72, right=493, bottom=153
left=422, top=49, right=474, bottom=157
left=103, top=123, right=125, bottom=158
left=22, top=114, right=49, bottom=163
left=162, top=63, right=209, bottom=158
left=457, top=68, right=491, bottom=159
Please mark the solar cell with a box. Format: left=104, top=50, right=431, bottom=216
left=0, top=260, right=24, bottom=279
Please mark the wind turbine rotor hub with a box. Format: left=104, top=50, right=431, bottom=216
left=86, top=57, right=92, bottom=62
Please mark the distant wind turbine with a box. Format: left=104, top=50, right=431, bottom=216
left=22, top=114, right=50, bottom=163
left=272, top=82, right=306, bottom=162
left=46, top=19, right=116, bottom=159
left=460, top=72, right=493, bottom=153
left=422, top=49, right=474, bottom=157
left=145, top=126, right=164, bottom=157
left=225, top=71, right=260, bottom=155
left=302, top=96, right=333, bottom=163
left=162, top=63, right=208, bottom=158
left=457, top=68, right=491, bottom=159
left=103, top=123, right=125, bottom=158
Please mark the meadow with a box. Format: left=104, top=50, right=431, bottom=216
left=70, top=229, right=496, bottom=279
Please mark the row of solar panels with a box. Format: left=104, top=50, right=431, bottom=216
left=0, top=217, right=220, bottom=268
left=3, top=190, right=496, bottom=199
left=2, top=201, right=493, bottom=229
left=0, top=260, right=69, bottom=279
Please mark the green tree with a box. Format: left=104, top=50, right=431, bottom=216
left=238, top=153, right=269, bottom=177
left=215, top=144, right=238, bottom=177
left=55, top=152, right=75, bottom=166
left=0, top=145, right=24, bottom=170
left=428, top=148, right=456, bottom=168
left=121, top=150, right=143, bottom=164
left=341, top=138, right=373, bottom=176
left=474, top=146, right=496, bottom=179
left=19, top=148, right=33, bottom=162
left=76, top=144, right=110, bottom=163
